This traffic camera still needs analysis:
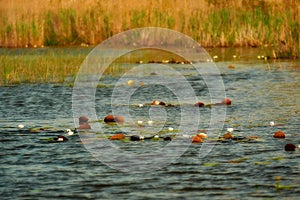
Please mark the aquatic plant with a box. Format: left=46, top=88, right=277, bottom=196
left=0, top=48, right=87, bottom=85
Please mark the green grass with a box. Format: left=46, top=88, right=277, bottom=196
left=0, top=48, right=88, bottom=85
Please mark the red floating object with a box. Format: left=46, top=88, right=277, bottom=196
left=273, top=131, right=285, bottom=138
left=221, top=98, right=232, bottom=105
left=194, top=102, right=204, bottom=107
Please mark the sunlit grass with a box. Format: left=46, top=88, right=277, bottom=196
left=0, top=0, right=299, bottom=58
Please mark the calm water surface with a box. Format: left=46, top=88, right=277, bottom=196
left=0, top=48, right=300, bottom=199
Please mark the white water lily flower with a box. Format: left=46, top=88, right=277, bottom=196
left=18, top=124, right=24, bottom=129
left=147, top=120, right=153, bottom=125
left=66, top=129, right=74, bottom=136
left=227, top=128, right=234, bottom=133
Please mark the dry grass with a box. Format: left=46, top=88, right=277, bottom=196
left=0, top=0, right=299, bottom=58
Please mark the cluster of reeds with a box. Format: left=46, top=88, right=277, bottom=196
left=0, top=48, right=87, bottom=85
left=0, top=0, right=299, bottom=58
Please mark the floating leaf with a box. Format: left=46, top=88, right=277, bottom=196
left=202, top=162, right=220, bottom=167
left=253, top=161, right=270, bottom=165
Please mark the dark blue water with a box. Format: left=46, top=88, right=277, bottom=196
left=1, top=58, right=300, bottom=199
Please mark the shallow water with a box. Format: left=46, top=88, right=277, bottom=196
left=1, top=48, right=300, bottom=199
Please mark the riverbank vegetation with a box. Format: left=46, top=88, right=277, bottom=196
left=0, top=48, right=87, bottom=85
left=0, top=0, right=299, bottom=58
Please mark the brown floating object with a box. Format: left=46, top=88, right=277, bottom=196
left=194, top=102, right=204, bottom=107
left=221, top=98, right=232, bottom=105
left=104, top=115, right=125, bottom=123
left=273, top=131, right=285, bottom=138
left=152, top=100, right=166, bottom=106
left=115, top=115, right=125, bottom=123
left=228, top=65, right=235, bottom=69
left=79, top=116, right=89, bottom=123
left=104, top=115, right=116, bottom=123
left=284, top=143, right=296, bottom=151
left=191, top=135, right=203, bottom=143
left=78, top=123, right=91, bottom=129
left=223, top=133, right=233, bottom=139
left=109, top=133, right=126, bottom=140
left=78, top=116, right=91, bottom=129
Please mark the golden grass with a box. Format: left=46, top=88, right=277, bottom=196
left=0, top=0, right=299, bottom=58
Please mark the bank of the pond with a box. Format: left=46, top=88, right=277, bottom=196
left=0, top=0, right=299, bottom=58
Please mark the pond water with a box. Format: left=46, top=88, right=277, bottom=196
left=0, top=47, right=300, bottom=199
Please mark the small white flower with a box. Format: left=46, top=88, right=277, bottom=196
left=66, top=129, right=74, bottom=136
left=138, top=104, right=143, bottom=107
left=18, top=124, right=24, bottom=129
left=227, top=128, right=234, bottom=133
left=147, top=120, right=153, bottom=125
left=168, top=127, right=174, bottom=131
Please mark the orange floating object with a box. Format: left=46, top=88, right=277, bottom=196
left=109, top=133, right=126, bottom=140
left=223, top=133, right=233, bottom=139
left=273, top=131, right=285, bottom=138
left=191, top=135, right=203, bottom=143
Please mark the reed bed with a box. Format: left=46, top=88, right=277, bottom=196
left=0, top=0, right=299, bottom=58
left=0, top=48, right=88, bottom=85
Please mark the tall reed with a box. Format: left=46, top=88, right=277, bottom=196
left=0, top=0, right=299, bottom=58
